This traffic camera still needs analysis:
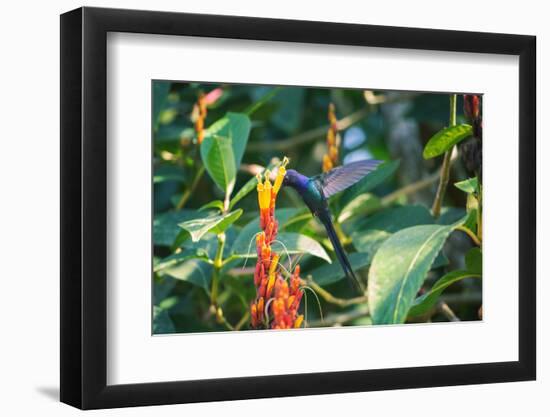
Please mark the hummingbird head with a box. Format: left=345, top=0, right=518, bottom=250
left=283, top=169, right=308, bottom=191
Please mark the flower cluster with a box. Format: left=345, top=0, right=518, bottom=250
left=250, top=158, right=305, bottom=330
left=191, top=88, right=223, bottom=145
left=322, top=103, right=341, bottom=172
left=461, top=95, right=482, bottom=178
left=463, top=94, right=482, bottom=139
left=193, top=92, right=207, bottom=145
left=271, top=265, right=304, bottom=329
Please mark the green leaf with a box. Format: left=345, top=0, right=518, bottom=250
left=455, top=177, right=479, bottom=194
left=153, top=275, right=177, bottom=305
left=154, top=210, right=198, bottom=246
left=155, top=123, right=194, bottom=144
left=153, top=306, right=176, bottom=334
left=154, top=250, right=210, bottom=273
left=408, top=270, right=481, bottom=317
left=171, top=229, right=191, bottom=250
left=230, top=208, right=305, bottom=254
left=271, top=88, right=305, bottom=134
left=423, top=124, right=473, bottom=159
left=162, top=259, right=213, bottom=291
left=158, top=296, right=179, bottom=310
left=152, top=81, right=171, bottom=130
left=229, top=161, right=277, bottom=210
left=229, top=175, right=258, bottom=210
left=310, top=252, right=371, bottom=286
left=280, top=212, right=312, bottom=232
left=432, top=251, right=449, bottom=269
left=337, top=193, right=381, bottom=223
left=465, top=247, right=482, bottom=274
left=232, top=232, right=330, bottom=263
left=436, top=207, right=466, bottom=225
left=153, top=165, right=186, bottom=184
left=179, top=209, right=243, bottom=242
left=275, top=233, right=331, bottom=263
left=351, top=230, right=391, bottom=256
left=463, top=196, right=479, bottom=234
left=198, top=200, right=224, bottom=212
left=340, top=160, right=400, bottom=209
left=180, top=228, right=237, bottom=260
left=205, top=112, right=251, bottom=170
left=351, top=205, right=433, bottom=255
left=368, top=222, right=459, bottom=324
left=200, top=135, right=236, bottom=195
left=245, top=87, right=281, bottom=116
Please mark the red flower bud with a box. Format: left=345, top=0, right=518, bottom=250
left=464, top=94, right=481, bottom=121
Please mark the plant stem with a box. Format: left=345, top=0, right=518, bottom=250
left=246, top=93, right=419, bottom=153
left=477, top=183, right=483, bottom=241
left=381, top=170, right=441, bottom=207
left=456, top=226, right=482, bottom=246
left=234, top=312, right=251, bottom=331
left=210, top=233, right=226, bottom=306
left=176, top=165, right=205, bottom=210
left=333, top=221, right=351, bottom=246
left=308, top=305, right=370, bottom=327
left=218, top=314, right=235, bottom=331
left=246, top=108, right=369, bottom=152
left=223, top=195, right=230, bottom=214
left=438, top=301, right=460, bottom=322
left=302, top=277, right=369, bottom=307
left=442, top=292, right=482, bottom=304
left=432, top=94, right=457, bottom=218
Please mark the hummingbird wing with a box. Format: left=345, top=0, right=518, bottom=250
left=318, top=159, right=383, bottom=199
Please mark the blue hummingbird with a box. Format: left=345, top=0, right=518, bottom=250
left=282, top=159, right=382, bottom=293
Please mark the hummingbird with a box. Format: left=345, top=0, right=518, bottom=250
left=282, top=159, right=382, bottom=293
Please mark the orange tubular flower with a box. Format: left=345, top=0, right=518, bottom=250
left=271, top=266, right=304, bottom=330
left=322, top=103, right=341, bottom=172
left=250, top=158, right=304, bottom=330
left=193, top=92, right=207, bottom=145
left=192, top=88, right=223, bottom=145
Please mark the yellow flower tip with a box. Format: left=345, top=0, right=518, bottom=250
left=328, top=103, right=337, bottom=124
left=257, top=181, right=267, bottom=209
left=256, top=172, right=263, bottom=184
left=287, top=295, right=295, bottom=309
left=329, top=146, right=339, bottom=161
left=256, top=170, right=272, bottom=209
left=266, top=272, right=276, bottom=298
left=273, top=166, right=286, bottom=195
left=258, top=297, right=264, bottom=313
left=322, top=154, right=333, bottom=172
left=281, top=156, right=290, bottom=168
left=260, top=188, right=271, bottom=210
left=269, top=254, right=279, bottom=275
left=327, top=129, right=335, bottom=145
left=263, top=170, right=272, bottom=188
left=294, top=315, right=304, bottom=328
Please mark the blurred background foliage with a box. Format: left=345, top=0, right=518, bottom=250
left=153, top=81, right=482, bottom=334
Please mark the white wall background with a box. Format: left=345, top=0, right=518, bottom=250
left=0, top=0, right=545, bottom=415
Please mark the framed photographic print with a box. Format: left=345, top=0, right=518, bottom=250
left=60, top=6, right=536, bottom=409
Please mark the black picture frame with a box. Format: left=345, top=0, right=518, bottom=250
left=60, top=6, right=536, bottom=410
